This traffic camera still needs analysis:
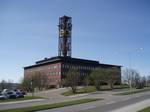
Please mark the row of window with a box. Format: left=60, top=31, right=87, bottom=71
left=48, top=64, right=95, bottom=70
left=49, top=78, right=59, bottom=82
left=49, top=78, right=60, bottom=82
left=62, top=64, right=95, bottom=70
left=62, top=72, right=88, bottom=76
left=48, top=71, right=89, bottom=76
left=49, top=72, right=61, bottom=76
left=26, top=64, right=96, bottom=73
left=49, top=65, right=61, bottom=69
left=26, top=68, right=44, bottom=73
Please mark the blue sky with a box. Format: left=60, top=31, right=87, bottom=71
left=0, top=0, right=150, bottom=82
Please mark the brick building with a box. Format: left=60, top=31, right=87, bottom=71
left=24, top=16, right=121, bottom=88
left=24, top=56, right=121, bottom=87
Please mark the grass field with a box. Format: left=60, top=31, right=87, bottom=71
left=0, top=96, right=42, bottom=103
left=116, top=88, right=150, bottom=95
left=61, top=86, right=96, bottom=96
left=62, top=85, right=129, bottom=96
left=0, top=98, right=101, bottom=112
left=138, top=106, right=150, bottom=112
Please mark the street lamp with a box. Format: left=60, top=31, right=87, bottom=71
left=128, top=48, right=144, bottom=92
left=30, top=79, right=34, bottom=97
left=114, top=48, right=144, bottom=92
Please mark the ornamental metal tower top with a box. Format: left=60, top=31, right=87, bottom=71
left=58, top=15, right=72, bottom=57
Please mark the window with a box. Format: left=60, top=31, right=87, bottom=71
left=58, top=65, right=61, bottom=68
left=62, top=64, right=65, bottom=68
left=54, top=65, right=57, bottom=69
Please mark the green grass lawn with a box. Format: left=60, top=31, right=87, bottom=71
left=61, top=86, right=96, bottom=96
left=0, top=96, right=42, bottom=103
left=62, top=85, right=129, bottom=96
left=138, top=106, right=150, bottom=112
left=116, top=88, right=150, bottom=95
left=0, top=98, right=101, bottom=112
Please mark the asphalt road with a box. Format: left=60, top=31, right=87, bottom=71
left=38, top=91, right=150, bottom=112
left=79, top=93, right=150, bottom=112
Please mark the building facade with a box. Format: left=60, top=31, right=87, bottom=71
left=24, top=56, right=121, bottom=87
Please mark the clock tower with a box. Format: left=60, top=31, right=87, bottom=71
left=58, top=15, right=72, bottom=57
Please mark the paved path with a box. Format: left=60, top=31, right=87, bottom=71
left=0, top=99, right=45, bottom=105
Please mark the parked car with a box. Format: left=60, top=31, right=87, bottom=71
left=20, top=90, right=27, bottom=95
left=14, top=89, right=26, bottom=95
left=1, top=89, right=9, bottom=95
left=2, top=89, right=8, bottom=93
left=6, top=91, right=17, bottom=99
left=0, top=93, right=7, bottom=100
left=15, top=92, right=24, bottom=98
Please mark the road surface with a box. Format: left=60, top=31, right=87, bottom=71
left=0, top=88, right=149, bottom=112
left=38, top=91, right=150, bottom=112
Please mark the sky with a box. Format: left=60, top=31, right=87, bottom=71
left=0, top=0, right=150, bottom=83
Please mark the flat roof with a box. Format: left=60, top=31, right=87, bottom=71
left=24, top=56, right=121, bottom=69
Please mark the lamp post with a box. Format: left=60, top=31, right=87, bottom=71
left=128, top=48, right=144, bottom=92
left=128, top=51, right=132, bottom=93
left=30, top=79, right=34, bottom=98
left=115, top=48, right=143, bottom=92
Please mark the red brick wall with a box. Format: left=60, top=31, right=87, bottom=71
left=24, top=63, right=62, bottom=87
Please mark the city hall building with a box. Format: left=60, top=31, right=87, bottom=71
left=24, top=16, right=121, bottom=87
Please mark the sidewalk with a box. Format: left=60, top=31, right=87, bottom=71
left=0, top=99, right=45, bottom=105
left=111, top=99, right=150, bottom=112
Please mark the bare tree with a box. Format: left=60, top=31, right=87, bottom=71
left=21, top=77, right=31, bottom=92
left=22, top=72, right=49, bottom=92
left=123, top=68, right=138, bottom=87
left=0, top=80, right=7, bottom=90
left=31, top=72, right=48, bottom=91
left=83, top=75, right=90, bottom=92
left=122, top=68, right=131, bottom=85
left=90, top=68, right=107, bottom=90
left=134, top=73, right=141, bottom=87
left=0, top=79, right=14, bottom=90
left=90, top=67, right=120, bottom=90
left=83, top=75, right=90, bottom=87
left=64, top=69, right=80, bottom=93
left=105, top=67, right=120, bottom=89
left=90, top=68, right=100, bottom=90
left=141, top=76, right=146, bottom=87
left=147, top=75, right=150, bottom=87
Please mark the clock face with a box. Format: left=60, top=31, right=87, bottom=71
left=60, top=30, right=65, bottom=37
left=59, top=30, right=70, bottom=37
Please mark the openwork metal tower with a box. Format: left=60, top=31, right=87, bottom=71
left=58, top=15, right=72, bottom=57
